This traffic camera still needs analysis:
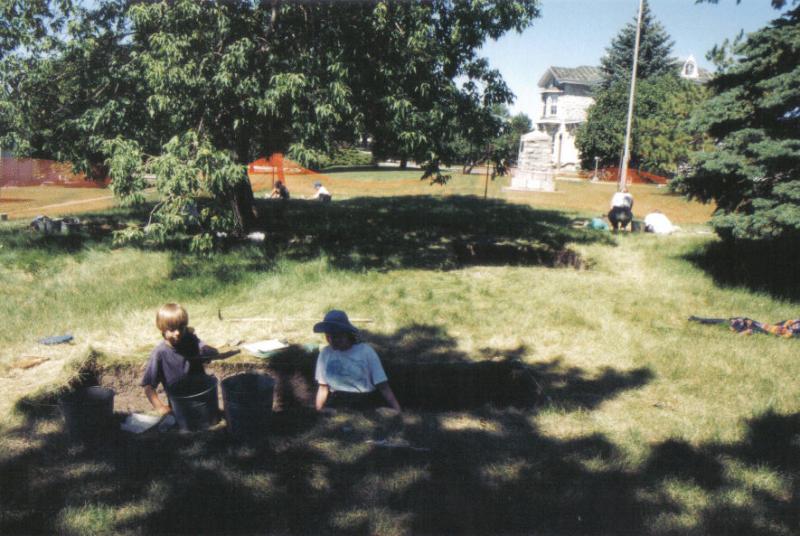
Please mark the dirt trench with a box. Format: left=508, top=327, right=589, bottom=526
left=94, top=347, right=542, bottom=414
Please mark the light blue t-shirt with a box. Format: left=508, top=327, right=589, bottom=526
left=314, top=343, right=388, bottom=393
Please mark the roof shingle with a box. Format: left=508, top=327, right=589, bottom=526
left=548, top=66, right=604, bottom=85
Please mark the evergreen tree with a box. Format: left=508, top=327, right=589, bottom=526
left=599, top=0, right=675, bottom=89
left=576, top=75, right=708, bottom=175
left=673, top=5, right=800, bottom=242
left=576, top=1, right=704, bottom=176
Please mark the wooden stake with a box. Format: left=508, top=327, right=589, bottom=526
left=218, top=309, right=373, bottom=323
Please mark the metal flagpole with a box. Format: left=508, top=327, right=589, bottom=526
left=619, top=0, right=644, bottom=192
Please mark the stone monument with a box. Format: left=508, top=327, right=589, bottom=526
left=508, top=130, right=555, bottom=192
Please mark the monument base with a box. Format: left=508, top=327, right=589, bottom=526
left=507, top=170, right=555, bottom=192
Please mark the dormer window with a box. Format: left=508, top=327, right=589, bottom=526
left=682, top=55, right=698, bottom=79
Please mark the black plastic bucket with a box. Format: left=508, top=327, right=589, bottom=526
left=59, top=386, right=115, bottom=441
left=167, top=375, right=220, bottom=432
left=221, top=373, right=274, bottom=439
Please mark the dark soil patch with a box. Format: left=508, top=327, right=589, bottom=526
left=98, top=346, right=542, bottom=414
left=452, top=238, right=584, bottom=268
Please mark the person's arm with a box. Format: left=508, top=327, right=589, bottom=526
left=189, top=333, right=221, bottom=361
left=315, top=384, right=330, bottom=411
left=199, top=344, right=219, bottom=358
left=209, top=348, right=240, bottom=361
left=141, top=351, right=170, bottom=413
left=377, top=382, right=401, bottom=412
left=361, top=344, right=399, bottom=411
left=144, top=385, right=172, bottom=415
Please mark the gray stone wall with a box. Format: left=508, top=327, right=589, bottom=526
left=558, top=94, right=594, bottom=123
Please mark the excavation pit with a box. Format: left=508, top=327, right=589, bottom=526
left=95, top=346, right=542, bottom=416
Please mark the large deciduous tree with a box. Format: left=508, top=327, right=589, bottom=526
left=447, top=105, right=531, bottom=175
left=672, top=4, right=800, bottom=242
left=0, top=0, right=540, bottom=249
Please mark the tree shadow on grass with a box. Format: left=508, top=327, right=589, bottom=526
left=4, top=349, right=797, bottom=534
left=0, top=323, right=666, bottom=535
left=258, top=195, right=610, bottom=272
left=684, top=239, right=800, bottom=303
left=0, top=220, right=114, bottom=271
left=0, top=195, right=608, bottom=296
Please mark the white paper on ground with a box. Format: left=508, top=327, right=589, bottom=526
left=120, top=413, right=162, bottom=434
left=242, top=339, right=289, bottom=356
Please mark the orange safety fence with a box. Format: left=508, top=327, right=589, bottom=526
left=576, top=166, right=668, bottom=185
left=247, top=153, right=331, bottom=193
left=0, top=157, right=110, bottom=188
left=1, top=153, right=329, bottom=191
left=0, top=153, right=332, bottom=219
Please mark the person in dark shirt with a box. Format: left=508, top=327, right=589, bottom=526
left=269, top=180, right=290, bottom=200
left=140, top=303, right=218, bottom=415
left=608, top=188, right=634, bottom=232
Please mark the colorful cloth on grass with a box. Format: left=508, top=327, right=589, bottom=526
left=729, top=317, right=800, bottom=338
left=689, top=316, right=800, bottom=338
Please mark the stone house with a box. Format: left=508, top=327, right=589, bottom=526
left=535, top=65, right=603, bottom=170
left=531, top=56, right=711, bottom=171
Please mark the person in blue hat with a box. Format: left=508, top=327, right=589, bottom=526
left=309, top=181, right=332, bottom=203
left=313, top=310, right=401, bottom=412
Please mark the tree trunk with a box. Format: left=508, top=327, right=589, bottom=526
left=231, top=168, right=257, bottom=236
left=399, top=158, right=407, bottom=170
left=230, top=139, right=259, bottom=235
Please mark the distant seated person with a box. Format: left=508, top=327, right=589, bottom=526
left=140, top=303, right=219, bottom=415
left=268, top=180, right=290, bottom=200
left=313, top=310, right=401, bottom=413
left=310, top=181, right=332, bottom=203
left=644, top=210, right=678, bottom=235
left=608, top=188, right=634, bottom=231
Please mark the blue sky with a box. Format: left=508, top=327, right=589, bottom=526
left=480, top=0, right=786, bottom=120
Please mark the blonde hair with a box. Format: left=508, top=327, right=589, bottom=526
left=156, top=303, right=189, bottom=333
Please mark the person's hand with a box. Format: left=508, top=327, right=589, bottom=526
left=213, top=349, right=240, bottom=360
left=157, top=405, right=173, bottom=416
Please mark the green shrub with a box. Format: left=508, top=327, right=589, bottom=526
left=324, top=145, right=374, bottom=168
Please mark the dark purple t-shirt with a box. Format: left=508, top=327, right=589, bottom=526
left=140, top=332, right=207, bottom=389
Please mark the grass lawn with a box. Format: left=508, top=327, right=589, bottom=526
left=0, top=186, right=117, bottom=220
left=249, top=168, right=714, bottom=225
left=0, top=181, right=797, bottom=535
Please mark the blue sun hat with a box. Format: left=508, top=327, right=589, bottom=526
left=313, top=310, right=359, bottom=334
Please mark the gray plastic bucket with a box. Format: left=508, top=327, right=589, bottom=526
left=221, top=373, right=274, bottom=439
left=167, top=375, right=220, bottom=432
left=59, top=386, right=115, bottom=441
